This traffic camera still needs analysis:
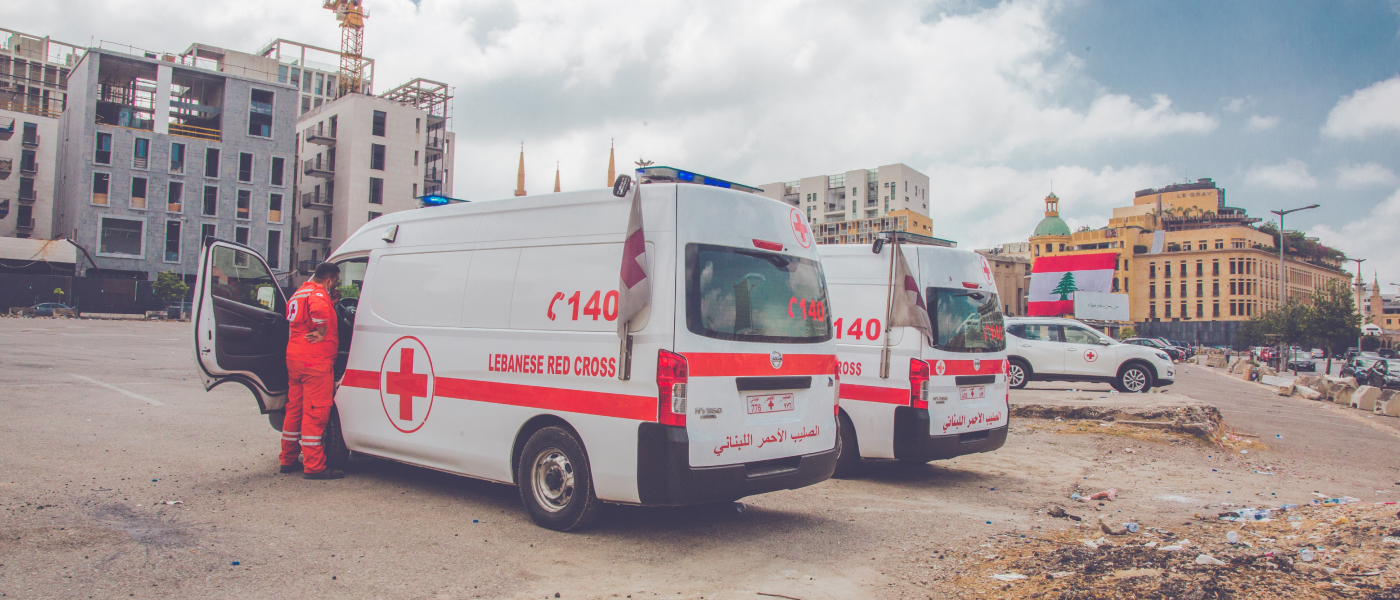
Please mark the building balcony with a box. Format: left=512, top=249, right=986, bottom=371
left=20, top=161, right=37, bottom=175
left=0, top=159, right=10, bottom=174
left=303, top=159, right=334, bottom=178
left=301, top=191, right=332, bottom=210
left=16, top=217, right=35, bottom=230
left=300, top=225, right=330, bottom=243
left=425, top=137, right=445, bottom=153
left=22, top=133, right=39, bottom=147
left=424, top=169, right=443, bottom=183
left=19, top=189, right=36, bottom=203
left=305, top=131, right=336, bottom=146
left=297, top=260, right=315, bottom=276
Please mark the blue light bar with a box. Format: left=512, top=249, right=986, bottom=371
left=417, top=194, right=468, bottom=208
left=634, top=166, right=762, bottom=194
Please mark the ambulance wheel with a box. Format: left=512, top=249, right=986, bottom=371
left=518, top=426, right=602, bottom=532
left=323, top=406, right=350, bottom=470
left=832, top=412, right=862, bottom=479
left=1007, top=358, right=1031, bottom=390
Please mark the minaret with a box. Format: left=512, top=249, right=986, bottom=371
left=514, top=142, right=527, bottom=197
left=606, top=138, right=616, bottom=187
left=1371, top=274, right=1383, bottom=325
left=554, top=161, right=561, bottom=193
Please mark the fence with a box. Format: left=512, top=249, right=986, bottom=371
left=0, top=273, right=163, bottom=315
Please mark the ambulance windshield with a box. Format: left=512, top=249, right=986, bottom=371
left=927, top=287, right=1005, bottom=353
left=685, top=244, right=832, bottom=344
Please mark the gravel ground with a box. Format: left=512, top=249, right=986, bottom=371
left=2, top=319, right=1398, bottom=599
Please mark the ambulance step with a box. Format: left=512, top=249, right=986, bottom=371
left=959, top=430, right=991, bottom=444
left=735, top=376, right=812, bottom=392
left=743, top=456, right=802, bottom=478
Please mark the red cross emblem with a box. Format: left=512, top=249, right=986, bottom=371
left=379, top=336, right=435, bottom=433
left=981, top=258, right=994, bottom=284
left=1083, top=349, right=1099, bottom=363
left=934, top=360, right=946, bottom=376
left=790, top=208, right=812, bottom=249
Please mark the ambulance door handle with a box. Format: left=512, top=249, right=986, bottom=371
left=1020, top=344, right=1031, bottom=348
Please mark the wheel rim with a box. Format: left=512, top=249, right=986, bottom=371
left=1123, top=368, right=1148, bottom=392
left=1008, top=364, right=1025, bottom=387
left=531, top=447, right=575, bottom=513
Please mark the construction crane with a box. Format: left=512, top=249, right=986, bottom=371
left=323, top=0, right=370, bottom=96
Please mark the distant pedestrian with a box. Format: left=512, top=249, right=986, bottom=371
left=281, top=262, right=344, bottom=479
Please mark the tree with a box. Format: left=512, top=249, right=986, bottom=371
left=1307, top=280, right=1362, bottom=373
left=1236, top=314, right=1269, bottom=348
left=336, top=284, right=360, bottom=299
left=1119, top=325, right=1137, bottom=340
left=1236, top=301, right=1315, bottom=371
left=1051, top=272, right=1078, bottom=301
left=154, top=271, right=189, bottom=304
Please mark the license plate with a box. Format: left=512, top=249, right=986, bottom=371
left=959, top=386, right=986, bottom=401
left=747, top=393, right=795, bottom=415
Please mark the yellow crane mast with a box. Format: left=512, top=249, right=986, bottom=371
left=323, top=0, right=370, bottom=96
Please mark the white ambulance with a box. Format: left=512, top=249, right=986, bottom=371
left=817, top=241, right=1009, bottom=475
left=192, top=177, right=840, bottom=530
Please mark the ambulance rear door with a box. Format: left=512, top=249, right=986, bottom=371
left=920, top=248, right=1008, bottom=437
left=193, top=239, right=290, bottom=414
left=673, top=186, right=838, bottom=469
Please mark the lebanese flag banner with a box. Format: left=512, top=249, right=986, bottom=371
left=617, top=185, right=652, bottom=337
left=1027, top=252, right=1117, bottom=317
left=888, top=242, right=933, bottom=344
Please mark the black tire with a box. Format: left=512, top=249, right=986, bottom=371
left=323, top=405, right=350, bottom=470
left=517, top=426, right=603, bottom=532
left=1117, top=363, right=1153, bottom=393
left=832, top=412, right=862, bottom=479
left=1007, top=358, right=1031, bottom=390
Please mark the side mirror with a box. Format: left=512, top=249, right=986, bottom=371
left=871, top=238, right=885, bottom=254
left=612, top=175, right=633, bottom=198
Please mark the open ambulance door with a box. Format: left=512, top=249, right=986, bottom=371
left=193, top=239, right=290, bottom=425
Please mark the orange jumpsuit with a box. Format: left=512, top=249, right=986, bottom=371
left=282, top=280, right=339, bottom=473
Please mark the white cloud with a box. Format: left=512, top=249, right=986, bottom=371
left=1221, top=96, right=1255, bottom=113
left=1245, top=115, right=1279, bottom=131
left=1322, top=76, right=1400, bottom=139
left=1309, top=186, right=1400, bottom=283
left=1336, top=163, right=1399, bottom=189
left=1245, top=159, right=1318, bottom=191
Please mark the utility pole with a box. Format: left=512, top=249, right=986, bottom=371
left=1350, top=258, right=1366, bottom=366
left=1269, top=204, right=1319, bottom=371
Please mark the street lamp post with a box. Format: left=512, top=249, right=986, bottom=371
left=1349, top=257, right=1366, bottom=363
left=1269, top=204, right=1319, bottom=371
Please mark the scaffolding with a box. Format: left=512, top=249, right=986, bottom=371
left=379, top=78, right=451, bottom=119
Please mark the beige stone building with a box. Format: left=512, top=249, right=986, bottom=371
left=1026, top=178, right=1351, bottom=344
left=756, top=163, right=950, bottom=245
left=975, top=249, right=1031, bottom=316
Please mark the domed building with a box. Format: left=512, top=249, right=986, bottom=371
left=1029, top=193, right=1072, bottom=256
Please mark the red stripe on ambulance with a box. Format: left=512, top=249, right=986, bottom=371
left=838, top=383, right=906, bottom=405
left=340, top=369, right=655, bottom=421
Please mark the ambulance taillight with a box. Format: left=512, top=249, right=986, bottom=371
left=909, top=358, right=930, bottom=410
left=657, top=349, right=689, bottom=427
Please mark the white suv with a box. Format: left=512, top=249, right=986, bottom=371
left=1004, top=317, right=1175, bottom=393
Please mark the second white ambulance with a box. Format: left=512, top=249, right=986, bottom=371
left=192, top=176, right=840, bottom=530
left=817, top=241, right=1009, bottom=475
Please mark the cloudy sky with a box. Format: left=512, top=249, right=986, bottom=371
left=9, top=0, right=1400, bottom=285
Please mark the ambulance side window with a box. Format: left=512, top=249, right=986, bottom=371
left=209, top=245, right=284, bottom=313
left=370, top=251, right=470, bottom=327
left=335, top=258, right=369, bottom=299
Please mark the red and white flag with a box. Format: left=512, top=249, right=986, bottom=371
left=617, top=185, right=651, bottom=337
left=1027, top=252, right=1117, bottom=316
left=888, top=242, right=933, bottom=344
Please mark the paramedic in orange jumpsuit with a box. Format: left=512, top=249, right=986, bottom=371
left=281, top=262, right=345, bottom=479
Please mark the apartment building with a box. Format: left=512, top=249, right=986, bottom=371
left=52, top=46, right=298, bottom=280
left=1026, top=178, right=1350, bottom=344
left=294, top=81, right=455, bottom=268
left=254, top=39, right=374, bottom=115
left=757, top=163, right=938, bottom=245
left=0, top=29, right=84, bottom=240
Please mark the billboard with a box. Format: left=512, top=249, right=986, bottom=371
left=1074, top=292, right=1130, bottom=322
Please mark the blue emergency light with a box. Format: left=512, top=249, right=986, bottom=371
left=634, top=166, right=762, bottom=194
left=417, top=194, right=468, bottom=208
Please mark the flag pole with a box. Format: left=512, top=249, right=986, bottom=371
left=880, top=233, right=898, bottom=379
left=619, top=321, right=633, bottom=381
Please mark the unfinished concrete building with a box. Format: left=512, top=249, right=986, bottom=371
left=0, top=29, right=85, bottom=240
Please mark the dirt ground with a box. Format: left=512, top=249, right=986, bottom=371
left=2, top=319, right=1398, bottom=599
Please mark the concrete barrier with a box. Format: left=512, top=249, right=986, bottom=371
left=1355, top=386, right=1382, bottom=412
left=1276, top=384, right=1295, bottom=396
left=1294, top=385, right=1323, bottom=401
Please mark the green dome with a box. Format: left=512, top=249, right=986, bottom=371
left=1033, top=215, right=1071, bottom=237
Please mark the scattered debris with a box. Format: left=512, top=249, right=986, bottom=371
left=1087, top=488, right=1118, bottom=501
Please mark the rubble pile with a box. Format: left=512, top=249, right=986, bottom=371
left=950, top=502, right=1400, bottom=599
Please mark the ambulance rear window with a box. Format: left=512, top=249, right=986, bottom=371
left=685, top=244, right=832, bottom=344
left=927, top=287, right=1005, bottom=353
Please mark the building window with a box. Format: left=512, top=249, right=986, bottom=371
left=1215, top=240, right=1224, bottom=250
left=1229, top=281, right=1237, bottom=296
left=237, top=189, right=251, bottom=220
left=201, top=223, right=216, bottom=247
left=130, top=177, right=147, bottom=210
left=95, top=132, right=112, bottom=164
left=1196, top=261, right=1203, bottom=277
left=1180, top=283, right=1187, bottom=298
left=370, top=144, right=385, bottom=170
left=238, top=152, right=254, bottom=183
left=164, top=220, right=181, bottom=262
left=270, top=157, right=285, bottom=186
left=1165, top=284, right=1172, bottom=298
left=269, top=193, right=283, bottom=223
left=1149, top=263, right=1156, bottom=278
left=1230, top=302, right=1238, bottom=316
left=92, top=172, right=110, bottom=205
left=98, top=217, right=144, bottom=257
left=1213, top=301, right=1220, bottom=317
left=133, top=138, right=150, bottom=169
left=1246, top=302, right=1254, bottom=316
left=168, top=181, right=183, bottom=213
left=1165, top=303, right=1172, bottom=318
left=314, top=73, right=324, bottom=96
left=1149, top=284, right=1156, bottom=299
left=414, top=150, right=419, bottom=166
left=1149, top=304, right=1157, bottom=319
left=1111, top=277, right=1119, bottom=292
left=235, top=226, right=249, bottom=247
left=266, top=230, right=281, bottom=269
left=369, top=177, right=383, bottom=204
left=1196, top=282, right=1203, bottom=297
left=372, top=110, right=386, bottom=136
left=301, top=96, right=310, bottom=115
left=1196, top=303, right=1204, bottom=318
left=1165, top=263, right=1172, bottom=278
left=170, top=142, right=185, bottom=173
left=203, top=186, right=218, bottom=216
left=248, top=89, right=274, bottom=137
left=204, top=148, right=220, bottom=178
left=368, top=211, right=382, bottom=221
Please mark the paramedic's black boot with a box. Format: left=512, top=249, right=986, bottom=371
left=279, top=462, right=303, bottom=474
left=304, top=469, right=345, bottom=480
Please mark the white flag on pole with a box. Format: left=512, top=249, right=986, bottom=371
left=888, top=242, right=933, bottom=344
left=617, top=186, right=651, bottom=337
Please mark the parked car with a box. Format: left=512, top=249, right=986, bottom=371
left=1169, top=340, right=1195, bottom=358
left=1310, top=348, right=1325, bottom=359
left=1007, top=319, right=1176, bottom=393
left=1380, top=348, right=1397, bottom=359
left=1366, top=359, right=1400, bottom=389
left=1285, top=350, right=1316, bottom=372
left=1341, top=354, right=1382, bottom=380
left=1124, top=337, right=1181, bottom=361
left=30, top=302, right=76, bottom=316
